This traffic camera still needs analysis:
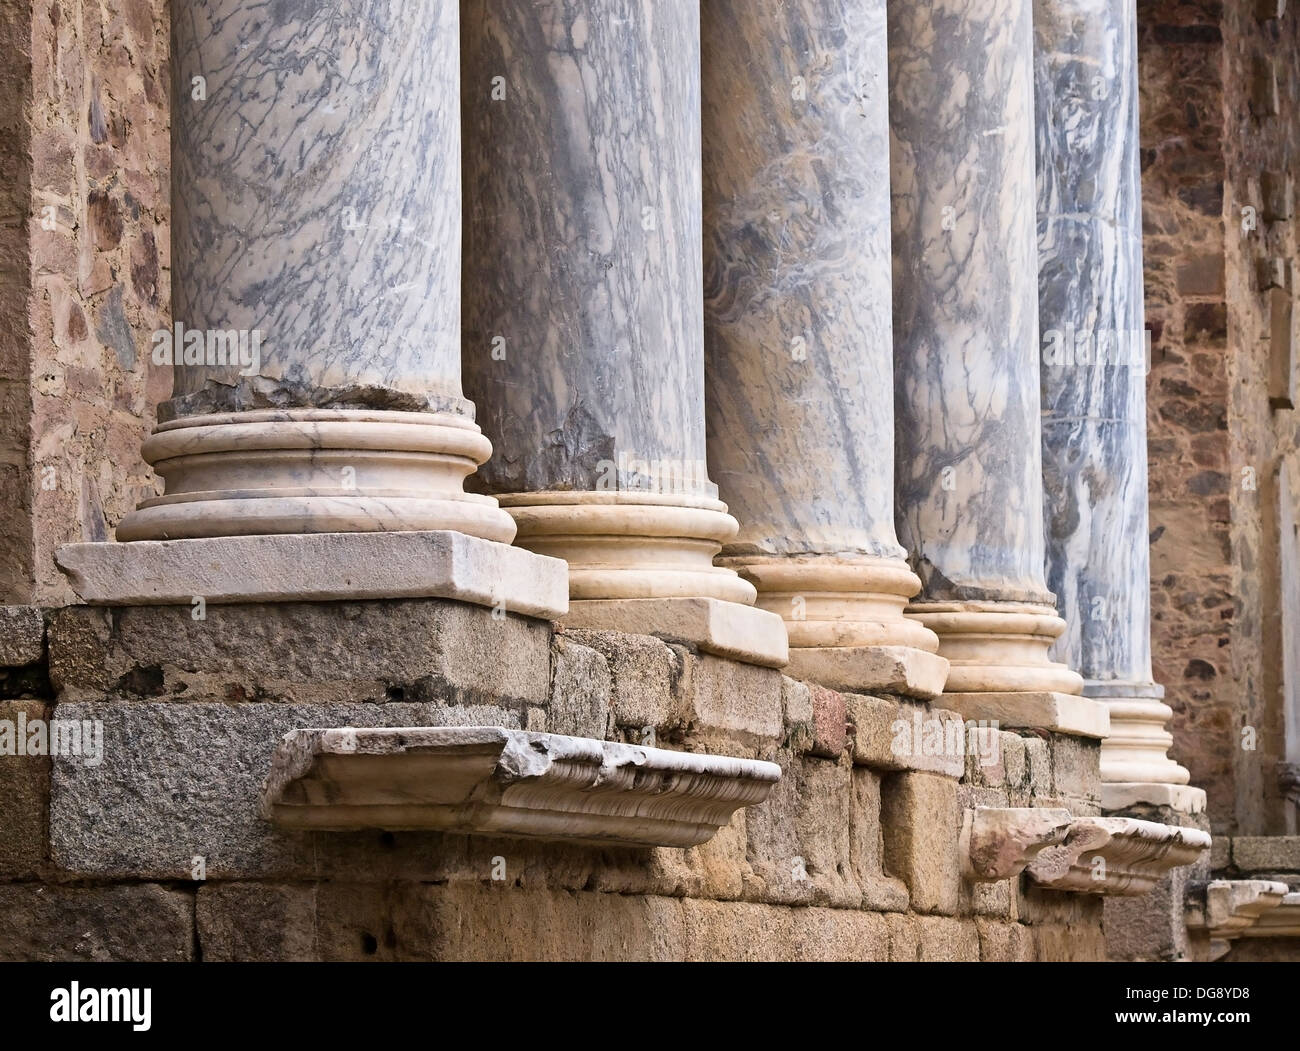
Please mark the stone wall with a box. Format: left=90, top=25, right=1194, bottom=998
left=0, top=601, right=1108, bottom=961
left=1139, top=0, right=1300, bottom=836
left=0, top=0, right=169, bottom=609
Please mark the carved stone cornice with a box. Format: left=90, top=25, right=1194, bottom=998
left=961, top=807, right=1074, bottom=882
left=261, top=726, right=781, bottom=849
left=1239, top=892, right=1300, bottom=938
left=1026, top=816, right=1210, bottom=896
left=1186, top=880, right=1289, bottom=940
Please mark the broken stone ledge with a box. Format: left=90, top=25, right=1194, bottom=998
left=261, top=726, right=781, bottom=849
left=1026, top=816, right=1210, bottom=896
left=1186, top=879, right=1290, bottom=959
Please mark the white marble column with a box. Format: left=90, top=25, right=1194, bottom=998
left=58, top=0, right=568, bottom=621
left=460, top=0, right=787, bottom=667
left=116, top=0, right=513, bottom=545
left=888, top=0, right=1086, bottom=713
left=701, top=0, right=946, bottom=697
left=1035, top=0, right=1202, bottom=809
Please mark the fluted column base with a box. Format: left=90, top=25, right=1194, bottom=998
left=718, top=555, right=948, bottom=697
left=499, top=492, right=788, bottom=668
left=117, top=409, right=518, bottom=543
left=906, top=600, right=1084, bottom=694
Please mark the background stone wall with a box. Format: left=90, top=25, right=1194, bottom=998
left=0, top=0, right=169, bottom=609
left=1139, top=0, right=1300, bottom=836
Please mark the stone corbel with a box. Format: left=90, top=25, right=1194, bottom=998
left=1239, top=890, right=1300, bottom=938
left=961, top=807, right=1074, bottom=882
left=1186, top=880, right=1289, bottom=960
left=260, top=726, right=781, bottom=849
left=1026, top=816, right=1210, bottom=896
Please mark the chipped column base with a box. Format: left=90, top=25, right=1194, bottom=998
left=1102, top=782, right=1207, bottom=814
left=961, top=807, right=1073, bottom=882
left=54, top=530, right=569, bottom=621
left=934, top=691, right=1110, bottom=740
left=562, top=597, right=789, bottom=669
left=1027, top=816, right=1210, bottom=896
left=261, top=726, right=782, bottom=848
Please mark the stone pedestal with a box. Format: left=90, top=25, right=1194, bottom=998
left=1033, top=0, right=1201, bottom=808
left=701, top=0, right=945, bottom=695
left=61, top=0, right=561, bottom=620
left=460, top=0, right=786, bottom=667
left=887, top=0, right=1083, bottom=710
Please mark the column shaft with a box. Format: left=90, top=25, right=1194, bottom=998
left=1034, top=0, right=1195, bottom=799
left=461, top=0, right=786, bottom=666
left=702, top=0, right=944, bottom=696
left=888, top=0, right=1082, bottom=697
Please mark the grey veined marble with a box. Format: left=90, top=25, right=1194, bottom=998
left=461, top=0, right=710, bottom=495
left=888, top=0, right=1053, bottom=605
left=167, top=0, right=467, bottom=417
left=703, top=0, right=903, bottom=560
left=1035, top=0, right=1153, bottom=687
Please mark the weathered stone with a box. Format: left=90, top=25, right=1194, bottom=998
left=845, top=692, right=904, bottom=769
left=49, top=700, right=525, bottom=878
left=1051, top=734, right=1102, bottom=802
left=975, top=918, right=1032, bottom=961
left=0, top=700, right=50, bottom=877
left=916, top=915, right=980, bottom=961
left=880, top=772, right=961, bottom=914
left=678, top=651, right=784, bottom=741
left=0, top=884, right=193, bottom=961
left=850, top=767, right=910, bottom=911
left=198, top=883, right=319, bottom=962
left=808, top=684, right=848, bottom=758
left=1232, top=836, right=1300, bottom=872
left=566, top=630, right=685, bottom=736
left=49, top=600, right=554, bottom=707
left=547, top=637, right=613, bottom=739
left=0, top=606, right=44, bottom=666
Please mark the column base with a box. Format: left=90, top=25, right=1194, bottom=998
left=1087, top=681, right=1195, bottom=791
left=720, top=555, right=947, bottom=697
left=561, top=596, right=788, bottom=669
left=117, top=409, right=518, bottom=543
left=936, top=690, right=1110, bottom=739
left=906, top=601, right=1084, bottom=694
left=1102, top=782, right=1207, bottom=814
left=54, top=530, right=569, bottom=620
left=500, top=491, right=787, bottom=666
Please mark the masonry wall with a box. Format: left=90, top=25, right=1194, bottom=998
left=1139, top=0, right=1300, bottom=837
left=0, top=0, right=168, bottom=608
left=0, top=601, right=1109, bottom=961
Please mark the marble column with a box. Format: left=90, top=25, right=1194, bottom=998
left=701, top=0, right=946, bottom=697
left=1035, top=0, right=1201, bottom=808
left=460, top=0, right=787, bottom=667
left=888, top=0, right=1085, bottom=708
left=64, top=0, right=569, bottom=622
left=116, top=0, right=514, bottom=546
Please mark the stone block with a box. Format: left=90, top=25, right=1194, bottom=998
left=880, top=771, right=961, bottom=914
left=547, top=637, right=612, bottom=739
left=975, top=919, right=1032, bottom=961
left=0, top=884, right=193, bottom=961
left=916, top=915, right=980, bottom=961
left=809, top=683, right=848, bottom=758
left=566, top=630, right=684, bottom=736
left=0, top=699, right=49, bottom=877
left=1051, top=734, right=1101, bottom=802
left=678, top=651, right=783, bottom=741
left=48, top=599, right=553, bottom=707
left=0, top=606, right=44, bottom=666
left=1233, top=836, right=1300, bottom=873
left=49, top=700, right=524, bottom=879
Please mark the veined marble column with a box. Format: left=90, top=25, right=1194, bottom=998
left=1034, top=0, right=1202, bottom=809
left=117, top=0, right=513, bottom=545
left=701, top=0, right=947, bottom=697
left=60, top=0, right=568, bottom=622
left=460, top=0, right=788, bottom=667
left=888, top=0, right=1087, bottom=715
